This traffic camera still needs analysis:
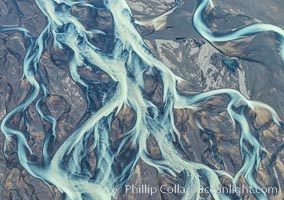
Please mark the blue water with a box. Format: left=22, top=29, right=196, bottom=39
left=1, top=0, right=283, bottom=199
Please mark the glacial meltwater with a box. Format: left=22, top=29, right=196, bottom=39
left=0, top=0, right=284, bottom=199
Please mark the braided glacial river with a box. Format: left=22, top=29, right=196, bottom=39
left=1, top=0, right=284, bottom=199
